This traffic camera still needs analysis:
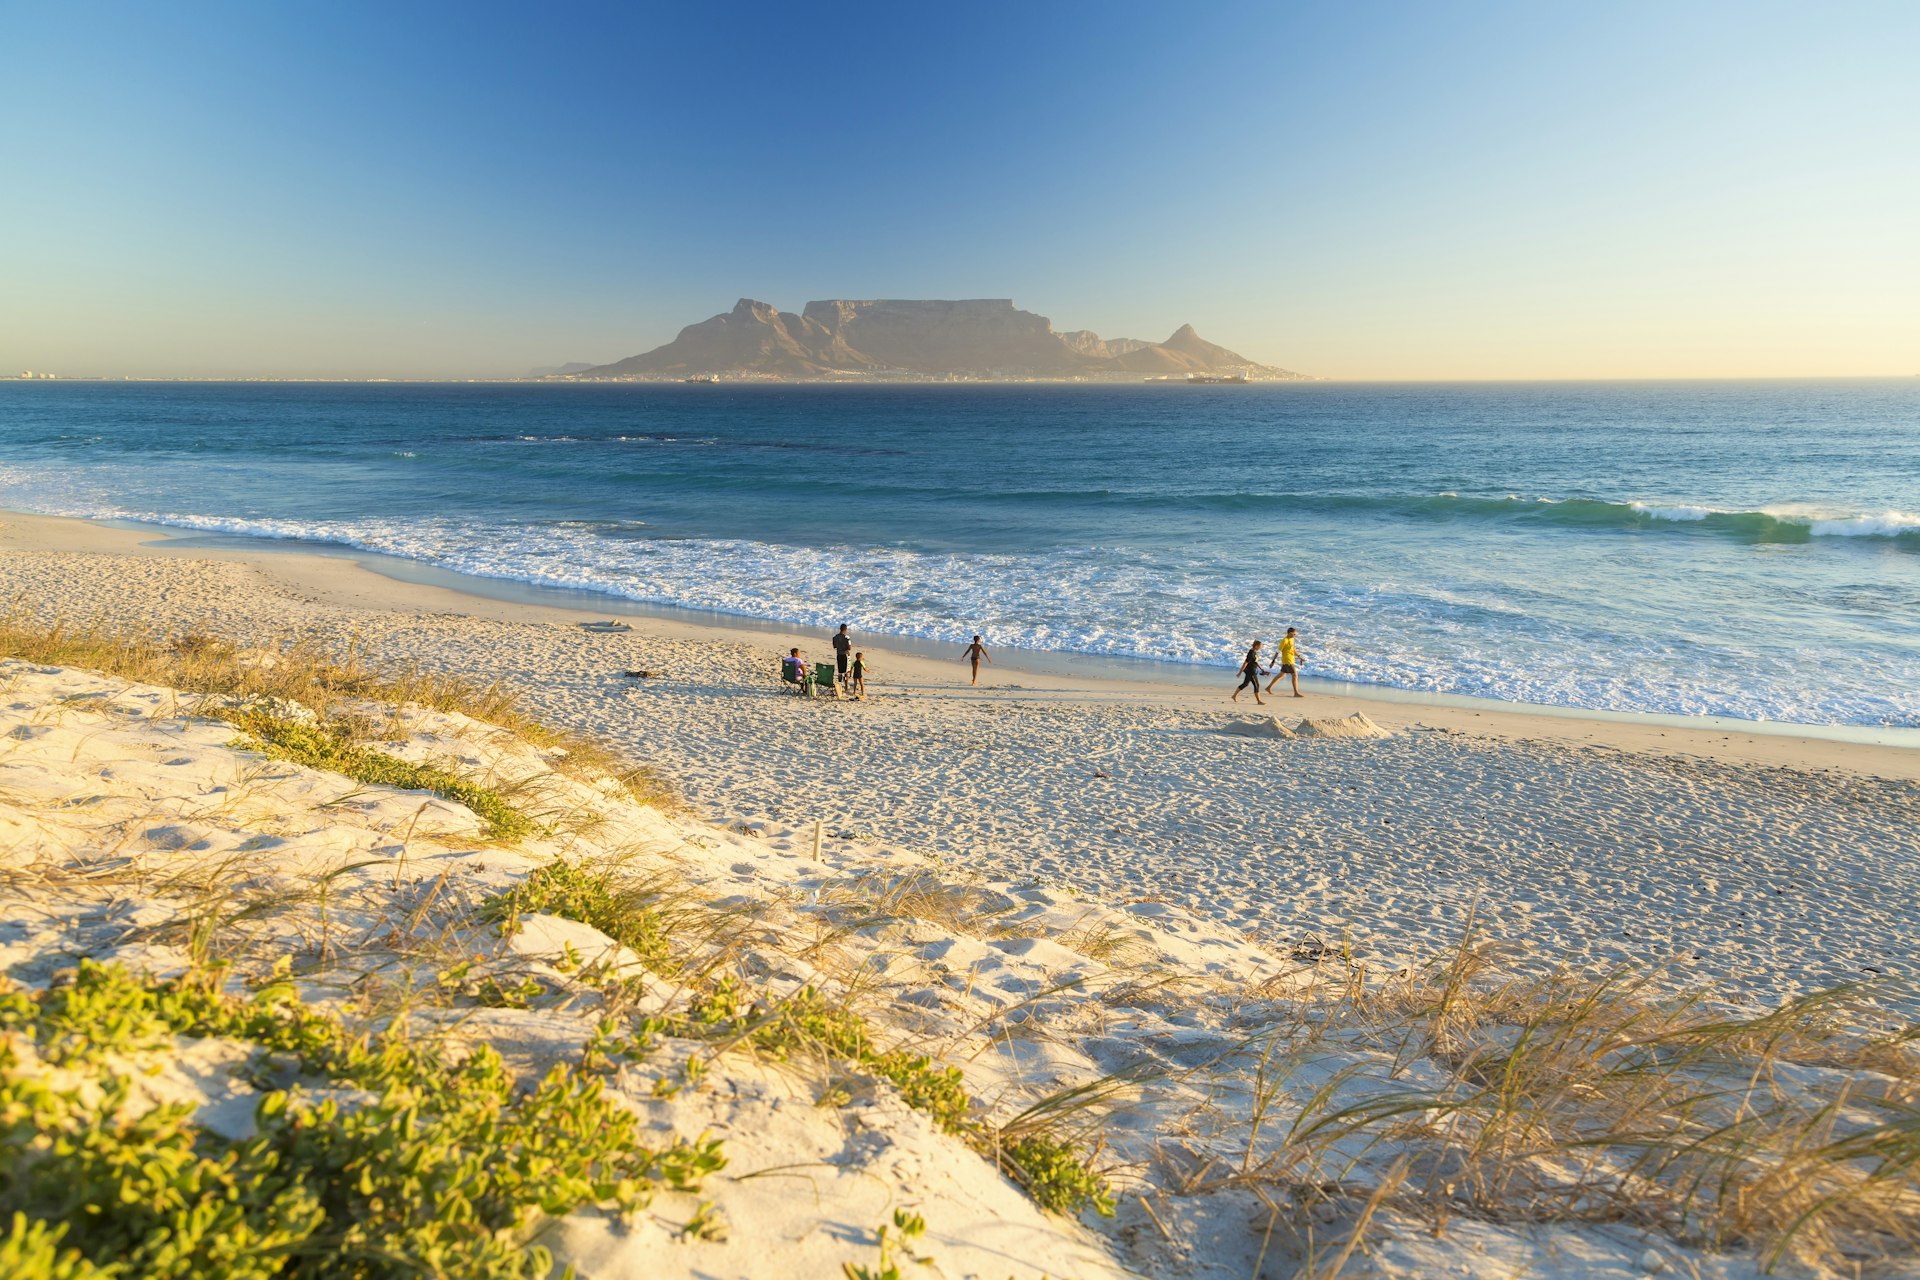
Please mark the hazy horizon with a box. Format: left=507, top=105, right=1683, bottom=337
left=9, top=372, right=1917, bottom=389
left=3, top=1, right=1915, bottom=381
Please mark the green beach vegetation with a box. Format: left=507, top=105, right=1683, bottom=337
left=0, top=622, right=1114, bottom=1277
left=481, top=865, right=1115, bottom=1218
left=1, top=620, right=1916, bottom=1277
left=0, top=960, right=725, bottom=1279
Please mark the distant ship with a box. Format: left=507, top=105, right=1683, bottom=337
left=1144, top=371, right=1251, bottom=384
left=683, top=373, right=720, bottom=383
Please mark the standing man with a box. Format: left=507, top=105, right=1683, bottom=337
left=831, top=624, right=853, bottom=690
left=962, top=635, right=992, bottom=686
left=1265, top=626, right=1304, bottom=698
left=1232, top=639, right=1267, bottom=704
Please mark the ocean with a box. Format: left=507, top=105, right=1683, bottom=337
left=2, top=379, right=1916, bottom=729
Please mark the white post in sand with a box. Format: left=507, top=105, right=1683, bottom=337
left=813, top=818, right=823, bottom=861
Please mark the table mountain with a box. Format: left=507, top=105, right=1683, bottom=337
left=573, top=299, right=1303, bottom=380
left=1055, top=330, right=1156, bottom=360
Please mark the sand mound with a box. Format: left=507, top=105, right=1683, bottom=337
left=1293, top=711, right=1395, bottom=739
left=0, top=658, right=1141, bottom=1279
left=1219, top=716, right=1297, bottom=739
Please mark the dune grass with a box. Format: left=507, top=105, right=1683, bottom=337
left=664, top=977, right=1114, bottom=1217
left=2, top=619, right=1116, bottom=1235
left=219, top=706, right=534, bottom=840
left=0, top=616, right=675, bottom=809
left=1215, top=931, right=1920, bottom=1274
left=13, top=615, right=1915, bottom=1269
left=479, top=857, right=676, bottom=970
left=480, top=863, right=1118, bottom=1219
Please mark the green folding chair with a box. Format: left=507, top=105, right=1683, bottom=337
left=813, top=662, right=840, bottom=696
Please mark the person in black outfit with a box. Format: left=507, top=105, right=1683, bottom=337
left=831, top=624, right=853, bottom=689
left=1232, top=639, right=1268, bottom=704
left=962, top=635, right=992, bottom=685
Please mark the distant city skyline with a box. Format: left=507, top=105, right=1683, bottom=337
left=2, top=1, right=1915, bottom=381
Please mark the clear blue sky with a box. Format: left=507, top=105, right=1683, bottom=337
left=3, top=0, right=1915, bottom=378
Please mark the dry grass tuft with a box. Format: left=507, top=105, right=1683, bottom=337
left=803, top=867, right=1008, bottom=938
left=1230, top=926, right=1920, bottom=1274
left=0, top=614, right=674, bottom=807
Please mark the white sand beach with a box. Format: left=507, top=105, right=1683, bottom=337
left=4, top=511, right=1915, bottom=1001
left=4, top=509, right=1918, bottom=1279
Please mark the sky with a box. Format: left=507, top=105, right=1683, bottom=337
left=2, top=0, right=1915, bottom=380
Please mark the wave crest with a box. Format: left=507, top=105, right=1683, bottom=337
left=1155, top=492, right=1919, bottom=545
left=1624, top=500, right=1920, bottom=544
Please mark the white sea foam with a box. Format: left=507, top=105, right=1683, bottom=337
left=1629, top=501, right=1715, bottom=522
left=1, top=457, right=1914, bottom=729
left=1806, top=510, right=1920, bottom=537
left=1627, top=499, right=1920, bottom=537
left=75, top=505, right=1916, bottom=731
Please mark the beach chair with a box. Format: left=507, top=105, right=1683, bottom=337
left=813, top=662, right=840, bottom=696
left=780, top=660, right=812, bottom=695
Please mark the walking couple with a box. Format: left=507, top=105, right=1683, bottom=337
left=1232, top=627, right=1303, bottom=705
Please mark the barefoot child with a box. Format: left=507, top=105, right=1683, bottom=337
left=1232, top=639, right=1268, bottom=705
left=849, top=651, right=867, bottom=699
left=962, top=635, right=992, bottom=686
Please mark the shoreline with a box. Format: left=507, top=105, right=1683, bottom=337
left=6, top=505, right=1919, bottom=1004
left=112, top=518, right=1920, bottom=751
left=7, top=508, right=1918, bottom=776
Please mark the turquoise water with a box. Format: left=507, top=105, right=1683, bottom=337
left=2, top=379, right=1916, bottom=727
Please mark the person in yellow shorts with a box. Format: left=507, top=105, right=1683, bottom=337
left=1265, top=626, right=1304, bottom=698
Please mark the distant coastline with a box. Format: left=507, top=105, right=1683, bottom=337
left=5, top=373, right=1322, bottom=385
left=557, top=296, right=1312, bottom=382
left=10, top=373, right=1918, bottom=385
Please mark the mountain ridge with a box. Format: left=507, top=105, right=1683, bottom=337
left=571, top=299, right=1305, bottom=380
